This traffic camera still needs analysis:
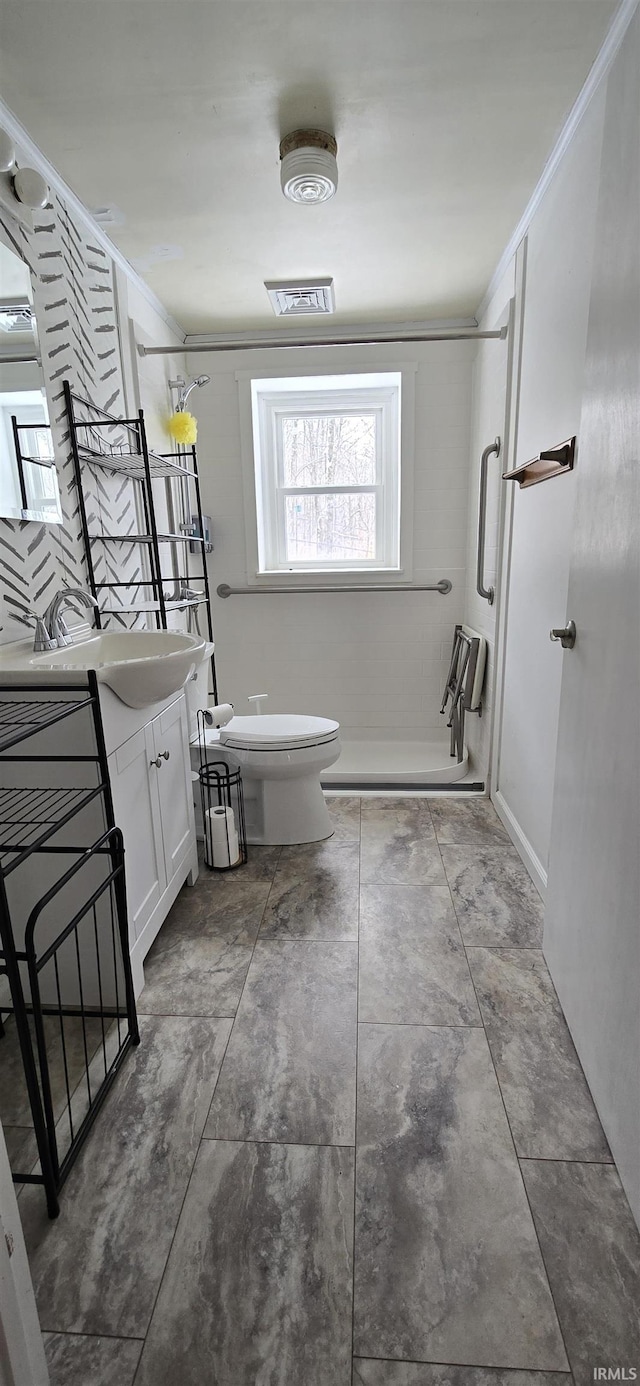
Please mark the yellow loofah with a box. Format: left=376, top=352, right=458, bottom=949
left=165, top=410, right=198, bottom=445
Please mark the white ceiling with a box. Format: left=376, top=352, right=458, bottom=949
left=0, top=1, right=617, bottom=334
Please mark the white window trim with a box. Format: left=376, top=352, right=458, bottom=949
left=237, top=363, right=416, bottom=587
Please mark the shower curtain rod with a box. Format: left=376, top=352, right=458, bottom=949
left=138, top=326, right=508, bottom=357
left=0, top=353, right=40, bottom=365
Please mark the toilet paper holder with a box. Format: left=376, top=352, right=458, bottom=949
left=197, top=710, right=248, bottom=872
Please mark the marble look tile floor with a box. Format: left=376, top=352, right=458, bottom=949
left=8, top=797, right=638, bottom=1386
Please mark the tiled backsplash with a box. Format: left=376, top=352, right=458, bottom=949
left=0, top=180, right=140, bottom=643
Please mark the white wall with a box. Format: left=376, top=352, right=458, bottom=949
left=191, top=341, right=474, bottom=738
left=120, top=272, right=196, bottom=633
left=121, top=273, right=186, bottom=453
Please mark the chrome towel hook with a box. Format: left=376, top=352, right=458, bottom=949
left=550, top=620, right=576, bottom=649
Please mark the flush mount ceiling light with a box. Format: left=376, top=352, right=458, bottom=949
left=0, top=126, right=49, bottom=230
left=279, top=130, right=338, bottom=205
left=265, top=278, right=335, bottom=316
left=12, top=167, right=49, bottom=209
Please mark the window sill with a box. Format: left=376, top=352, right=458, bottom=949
left=255, top=568, right=405, bottom=580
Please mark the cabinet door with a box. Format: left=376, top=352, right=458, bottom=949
left=151, top=698, right=196, bottom=885
left=108, top=725, right=166, bottom=942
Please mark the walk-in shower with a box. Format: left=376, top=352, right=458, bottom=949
left=215, top=583, right=484, bottom=791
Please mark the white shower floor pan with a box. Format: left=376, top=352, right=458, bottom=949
left=322, top=735, right=476, bottom=788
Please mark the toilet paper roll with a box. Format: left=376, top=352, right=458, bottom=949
left=203, top=703, right=234, bottom=729
left=205, top=804, right=239, bottom=868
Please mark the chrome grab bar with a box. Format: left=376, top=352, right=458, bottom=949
left=476, top=437, right=501, bottom=605
left=217, top=580, right=452, bottom=598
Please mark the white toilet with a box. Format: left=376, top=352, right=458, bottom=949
left=209, top=713, right=341, bottom=845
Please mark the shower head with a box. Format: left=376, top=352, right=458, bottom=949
left=177, top=375, right=211, bottom=410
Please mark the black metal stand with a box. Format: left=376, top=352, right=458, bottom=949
left=197, top=712, right=247, bottom=872
left=0, top=674, right=139, bottom=1217
left=10, top=416, right=57, bottom=523
left=63, top=380, right=218, bottom=702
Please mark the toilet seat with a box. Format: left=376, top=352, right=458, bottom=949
left=220, top=713, right=339, bottom=753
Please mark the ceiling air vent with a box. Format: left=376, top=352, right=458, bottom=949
left=0, top=300, right=34, bottom=334
left=265, top=278, right=335, bottom=317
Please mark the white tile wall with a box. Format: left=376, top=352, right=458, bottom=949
left=124, top=277, right=194, bottom=633
left=191, top=341, right=474, bottom=739
left=462, top=274, right=513, bottom=780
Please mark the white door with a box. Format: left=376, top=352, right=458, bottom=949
left=151, top=698, right=195, bottom=884
left=492, top=85, right=607, bottom=889
left=109, top=725, right=165, bottom=942
left=543, top=14, right=640, bottom=1226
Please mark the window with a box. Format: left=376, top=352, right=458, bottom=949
left=250, top=372, right=402, bottom=573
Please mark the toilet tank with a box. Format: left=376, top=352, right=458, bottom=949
left=186, top=642, right=215, bottom=738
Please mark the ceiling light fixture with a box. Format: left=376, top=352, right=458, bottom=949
left=0, top=126, right=49, bottom=229
left=280, top=130, right=338, bottom=205
left=12, top=167, right=49, bottom=210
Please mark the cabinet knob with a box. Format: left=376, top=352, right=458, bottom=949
left=160, top=749, right=170, bottom=761
left=150, top=755, right=162, bottom=768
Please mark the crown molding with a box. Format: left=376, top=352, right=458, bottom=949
left=476, top=0, right=639, bottom=323
left=184, top=315, right=478, bottom=348
left=0, top=98, right=186, bottom=343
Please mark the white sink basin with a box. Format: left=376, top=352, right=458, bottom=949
left=0, top=630, right=210, bottom=709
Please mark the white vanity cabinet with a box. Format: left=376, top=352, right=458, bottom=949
left=105, top=690, right=197, bottom=996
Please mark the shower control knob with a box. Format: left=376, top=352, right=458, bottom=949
left=550, top=620, right=576, bottom=649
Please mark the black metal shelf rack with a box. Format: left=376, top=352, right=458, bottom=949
left=0, top=675, right=139, bottom=1217
left=63, top=380, right=218, bottom=701
left=10, top=417, right=57, bottom=523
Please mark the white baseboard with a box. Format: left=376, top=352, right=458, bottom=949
left=492, top=789, right=547, bottom=900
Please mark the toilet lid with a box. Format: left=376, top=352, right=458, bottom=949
left=220, top=713, right=340, bottom=750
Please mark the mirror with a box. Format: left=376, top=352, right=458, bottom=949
left=0, top=238, right=63, bottom=523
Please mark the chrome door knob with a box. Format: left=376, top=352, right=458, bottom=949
left=550, top=620, right=576, bottom=649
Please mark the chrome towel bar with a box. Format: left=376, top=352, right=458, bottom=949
left=217, top=580, right=452, bottom=598
left=476, top=436, right=501, bottom=604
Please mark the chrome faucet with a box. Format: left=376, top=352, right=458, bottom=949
left=35, top=588, right=99, bottom=650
